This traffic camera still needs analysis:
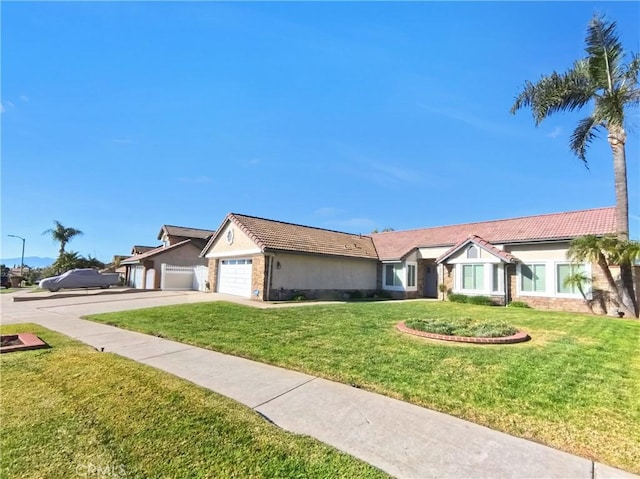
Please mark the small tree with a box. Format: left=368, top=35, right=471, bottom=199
left=563, top=271, right=594, bottom=313
left=568, top=235, right=639, bottom=317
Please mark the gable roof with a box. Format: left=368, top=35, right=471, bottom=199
left=131, top=245, right=157, bottom=255
left=202, top=213, right=378, bottom=260
left=157, top=225, right=215, bottom=241
left=121, top=239, right=194, bottom=265
left=436, top=235, right=518, bottom=264
left=372, top=207, right=616, bottom=260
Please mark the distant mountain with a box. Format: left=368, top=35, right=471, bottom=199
left=0, top=256, right=56, bottom=268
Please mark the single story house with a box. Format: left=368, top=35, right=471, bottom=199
left=122, top=225, right=215, bottom=289
left=200, top=207, right=632, bottom=314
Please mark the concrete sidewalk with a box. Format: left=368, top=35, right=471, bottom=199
left=1, top=292, right=637, bottom=478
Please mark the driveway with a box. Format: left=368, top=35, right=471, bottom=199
left=1, top=289, right=224, bottom=324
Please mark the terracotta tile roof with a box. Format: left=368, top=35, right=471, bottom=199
left=436, top=235, right=518, bottom=264
left=158, top=225, right=215, bottom=240
left=204, top=213, right=379, bottom=260
left=372, top=207, right=616, bottom=260
left=121, top=240, right=192, bottom=265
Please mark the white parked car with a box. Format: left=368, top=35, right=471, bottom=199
left=39, top=269, right=121, bottom=292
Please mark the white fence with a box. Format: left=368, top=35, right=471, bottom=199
left=160, top=264, right=209, bottom=291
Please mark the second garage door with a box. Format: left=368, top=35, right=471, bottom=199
left=218, top=259, right=253, bottom=297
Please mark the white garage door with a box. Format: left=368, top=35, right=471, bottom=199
left=130, top=265, right=144, bottom=289
left=218, top=259, right=253, bottom=297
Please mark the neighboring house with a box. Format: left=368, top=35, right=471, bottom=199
left=201, top=207, right=630, bottom=314
left=122, top=225, right=215, bottom=290
left=157, top=225, right=214, bottom=249
left=201, top=213, right=379, bottom=300
left=100, top=255, right=129, bottom=276
left=131, top=245, right=158, bottom=255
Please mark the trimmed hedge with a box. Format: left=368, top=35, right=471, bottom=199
left=448, top=294, right=496, bottom=306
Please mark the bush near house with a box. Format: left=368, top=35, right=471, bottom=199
left=448, top=294, right=496, bottom=306
left=508, top=301, right=531, bottom=309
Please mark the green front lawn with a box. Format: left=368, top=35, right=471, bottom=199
left=88, top=301, right=640, bottom=474
left=0, top=324, right=387, bottom=479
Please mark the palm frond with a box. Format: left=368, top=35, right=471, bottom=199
left=586, top=15, right=623, bottom=91
left=570, top=116, right=600, bottom=164
left=511, top=63, right=595, bottom=124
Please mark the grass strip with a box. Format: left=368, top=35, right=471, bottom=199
left=0, top=323, right=387, bottom=479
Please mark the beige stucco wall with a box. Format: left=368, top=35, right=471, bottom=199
left=205, top=221, right=261, bottom=257
left=505, top=242, right=571, bottom=261
left=270, top=253, right=377, bottom=290
left=417, top=246, right=450, bottom=260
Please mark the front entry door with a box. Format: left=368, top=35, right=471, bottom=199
left=424, top=264, right=438, bottom=298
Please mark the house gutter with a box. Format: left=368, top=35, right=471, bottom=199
left=504, top=262, right=510, bottom=306
left=265, top=254, right=274, bottom=302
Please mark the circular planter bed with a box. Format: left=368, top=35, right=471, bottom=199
left=397, top=321, right=530, bottom=345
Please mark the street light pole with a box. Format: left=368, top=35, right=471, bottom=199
left=7, top=234, right=25, bottom=277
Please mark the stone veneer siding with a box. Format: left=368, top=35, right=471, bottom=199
left=207, top=258, right=218, bottom=293
left=251, top=254, right=267, bottom=300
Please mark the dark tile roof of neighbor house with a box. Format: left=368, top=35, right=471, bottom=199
left=131, top=245, right=158, bottom=254
left=158, top=225, right=215, bottom=240
left=206, top=213, right=379, bottom=260
left=372, top=207, right=616, bottom=260
left=121, top=240, right=192, bottom=265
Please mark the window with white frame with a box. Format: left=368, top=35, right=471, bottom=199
left=407, top=264, right=416, bottom=287
left=466, top=245, right=479, bottom=259
left=462, top=264, right=484, bottom=290
left=556, top=263, right=586, bottom=295
left=520, top=264, right=546, bottom=293
left=384, top=264, right=403, bottom=287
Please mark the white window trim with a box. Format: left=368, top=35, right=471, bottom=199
left=516, top=261, right=592, bottom=299
left=382, top=261, right=417, bottom=292
left=453, top=263, right=504, bottom=295
left=554, top=262, right=592, bottom=299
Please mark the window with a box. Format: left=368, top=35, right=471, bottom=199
left=466, top=245, right=479, bottom=259
left=407, top=264, right=416, bottom=287
left=521, top=264, right=546, bottom=293
left=557, top=263, right=586, bottom=294
left=492, top=264, right=501, bottom=292
left=385, top=264, right=403, bottom=287
left=462, top=264, right=484, bottom=290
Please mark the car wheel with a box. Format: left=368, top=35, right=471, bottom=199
left=48, top=288, right=60, bottom=292
left=100, top=285, right=110, bottom=289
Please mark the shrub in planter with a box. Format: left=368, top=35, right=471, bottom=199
left=405, top=317, right=517, bottom=338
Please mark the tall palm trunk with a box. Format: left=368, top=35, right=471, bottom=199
left=608, top=126, right=629, bottom=241
left=607, top=126, right=637, bottom=317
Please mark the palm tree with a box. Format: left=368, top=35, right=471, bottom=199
left=567, top=235, right=638, bottom=317
left=52, top=251, right=82, bottom=275
left=510, top=14, right=639, bottom=241
left=563, top=270, right=594, bottom=314
left=43, top=221, right=83, bottom=256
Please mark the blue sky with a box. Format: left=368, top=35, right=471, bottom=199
left=2, top=1, right=639, bottom=262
